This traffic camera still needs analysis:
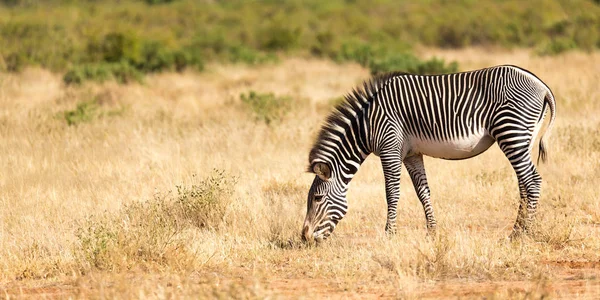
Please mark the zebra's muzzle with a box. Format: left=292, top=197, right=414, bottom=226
left=301, top=225, right=314, bottom=242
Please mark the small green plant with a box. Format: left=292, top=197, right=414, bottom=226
left=240, top=91, right=293, bottom=125
left=63, top=100, right=100, bottom=126
left=76, top=221, right=118, bottom=270
left=61, top=97, right=126, bottom=126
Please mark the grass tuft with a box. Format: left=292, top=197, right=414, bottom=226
left=75, top=170, right=235, bottom=271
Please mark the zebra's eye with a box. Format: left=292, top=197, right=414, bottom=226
left=314, top=195, right=324, bottom=202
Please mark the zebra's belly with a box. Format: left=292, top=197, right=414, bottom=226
left=408, top=130, right=495, bottom=160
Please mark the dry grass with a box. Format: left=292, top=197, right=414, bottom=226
left=1, top=49, right=599, bottom=298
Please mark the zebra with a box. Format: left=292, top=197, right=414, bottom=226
left=302, top=65, right=556, bottom=242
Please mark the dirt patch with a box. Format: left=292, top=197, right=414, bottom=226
left=1, top=284, right=77, bottom=299
left=3, top=260, right=600, bottom=299
left=416, top=279, right=600, bottom=299
left=543, top=260, right=600, bottom=269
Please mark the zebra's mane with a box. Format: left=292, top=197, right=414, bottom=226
left=308, top=71, right=410, bottom=170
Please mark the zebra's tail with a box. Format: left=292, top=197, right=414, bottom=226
left=538, top=91, right=556, bottom=164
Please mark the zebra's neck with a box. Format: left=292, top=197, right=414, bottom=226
left=309, top=102, right=372, bottom=183
left=308, top=73, right=405, bottom=183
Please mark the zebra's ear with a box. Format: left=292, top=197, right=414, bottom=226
left=312, top=162, right=331, bottom=181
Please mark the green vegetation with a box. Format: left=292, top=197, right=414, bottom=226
left=63, top=62, right=144, bottom=85
left=240, top=91, right=294, bottom=125
left=63, top=100, right=100, bottom=126
left=61, top=97, right=125, bottom=125
left=1, top=0, right=599, bottom=83
left=333, top=41, right=458, bottom=75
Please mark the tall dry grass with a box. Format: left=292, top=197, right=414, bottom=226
left=0, top=50, right=599, bottom=298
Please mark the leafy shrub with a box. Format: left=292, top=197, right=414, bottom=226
left=102, top=32, right=141, bottom=63
left=63, top=62, right=143, bottom=85
left=3, top=52, right=27, bottom=72
left=310, top=31, right=337, bottom=56
left=331, top=40, right=458, bottom=75
left=260, top=24, right=302, bottom=51
left=145, top=0, right=176, bottom=4
left=187, top=30, right=276, bottom=65
left=136, top=40, right=175, bottom=72
left=240, top=91, right=293, bottom=125
left=370, top=53, right=459, bottom=75
left=77, top=32, right=204, bottom=83
left=173, top=48, right=204, bottom=72
left=227, top=45, right=278, bottom=65
left=76, top=170, right=235, bottom=271
left=536, top=38, right=578, bottom=56
left=334, top=41, right=380, bottom=67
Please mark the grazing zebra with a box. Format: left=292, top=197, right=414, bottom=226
left=302, top=65, right=556, bottom=242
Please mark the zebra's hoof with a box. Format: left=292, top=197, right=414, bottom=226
left=508, top=230, right=525, bottom=241
left=385, top=227, right=397, bottom=236
left=426, top=227, right=438, bottom=237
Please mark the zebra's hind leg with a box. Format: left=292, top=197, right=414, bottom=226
left=510, top=167, right=542, bottom=239
left=510, top=182, right=529, bottom=239
left=404, top=155, right=437, bottom=235
left=499, top=146, right=542, bottom=239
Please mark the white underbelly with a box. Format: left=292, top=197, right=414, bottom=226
left=408, top=129, right=495, bottom=160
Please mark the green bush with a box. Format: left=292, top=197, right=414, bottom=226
left=240, top=91, right=293, bottom=125
left=227, top=45, right=278, bottom=65
left=173, top=48, right=204, bottom=72
left=260, top=24, right=302, bottom=51
left=64, top=62, right=143, bottom=85
left=370, top=53, right=459, bottom=75
left=334, top=41, right=380, bottom=67
left=536, top=38, right=578, bottom=56
left=330, top=40, right=458, bottom=75
left=4, top=52, right=28, bottom=72
left=137, top=40, right=175, bottom=72
left=99, top=32, right=142, bottom=64
left=144, top=0, right=176, bottom=4
left=1, top=0, right=600, bottom=77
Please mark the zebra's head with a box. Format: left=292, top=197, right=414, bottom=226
left=302, top=161, right=348, bottom=243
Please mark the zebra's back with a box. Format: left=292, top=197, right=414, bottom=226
left=375, top=66, right=549, bottom=160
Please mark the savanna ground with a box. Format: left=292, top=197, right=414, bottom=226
left=1, top=48, right=599, bottom=299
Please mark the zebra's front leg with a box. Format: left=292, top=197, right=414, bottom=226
left=404, top=155, right=437, bottom=235
left=381, top=151, right=403, bottom=235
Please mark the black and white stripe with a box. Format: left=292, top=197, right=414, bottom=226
left=303, top=65, right=556, bottom=241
